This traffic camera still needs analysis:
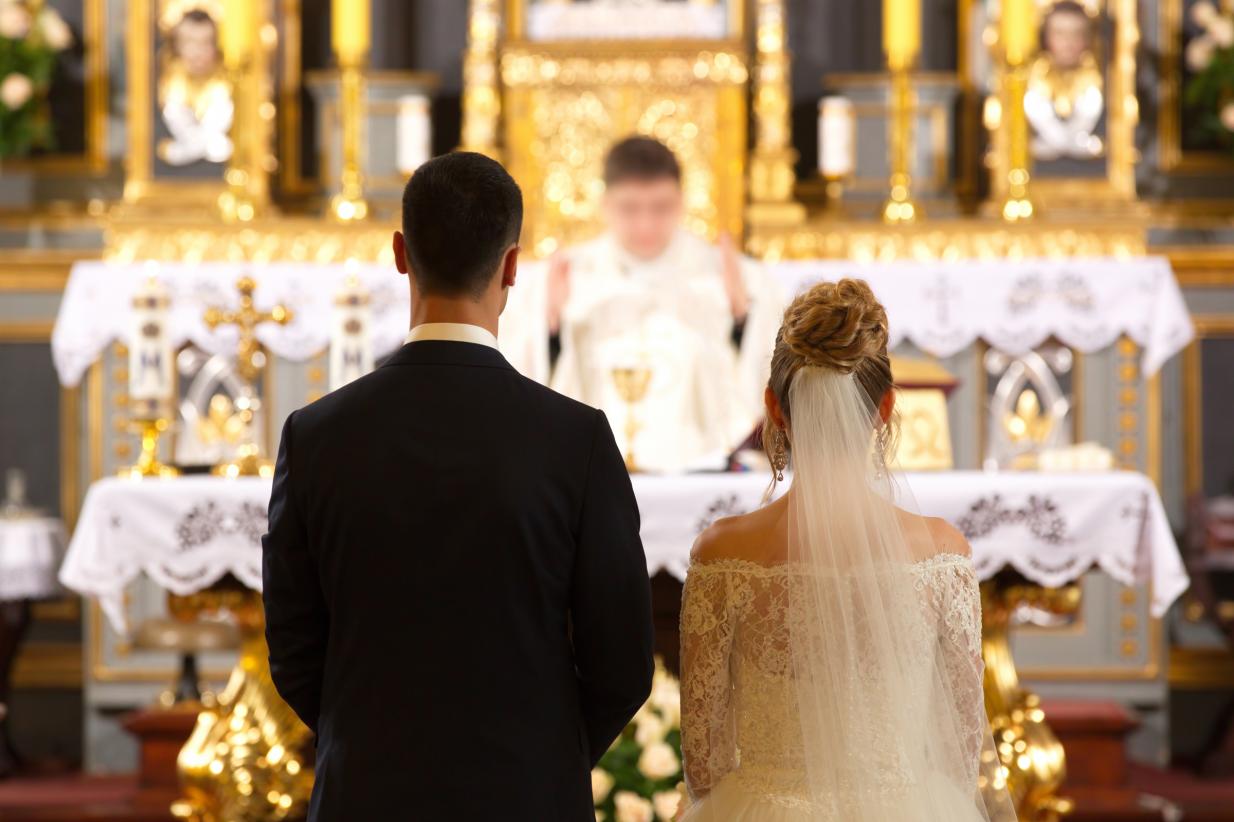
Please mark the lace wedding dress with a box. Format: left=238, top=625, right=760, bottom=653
left=679, top=554, right=994, bottom=821
left=678, top=367, right=1016, bottom=821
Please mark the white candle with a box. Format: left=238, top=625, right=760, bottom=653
left=396, top=94, right=433, bottom=176
left=128, top=276, right=174, bottom=410
left=818, top=96, right=856, bottom=179
left=330, top=265, right=373, bottom=391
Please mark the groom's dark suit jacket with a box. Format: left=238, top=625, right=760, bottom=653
left=262, top=339, right=655, bottom=821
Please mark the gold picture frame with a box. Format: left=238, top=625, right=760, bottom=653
left=1158, top=0, right=1234, bottom=174
left=976, top=0, right=1139, bottom=207
left=122, top=0, right=275, bottom=208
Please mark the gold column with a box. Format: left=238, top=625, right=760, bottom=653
left=999, top=0, right=1037, bottom=222
left=747, top=0, right=805, bottom=226
left=329, top=0, right=371, bottom=222
left=881, top=0, right=921, bottom=224
left=460, top=0, right=503, bottom=160
left=218, top=0, right=263, bottom=223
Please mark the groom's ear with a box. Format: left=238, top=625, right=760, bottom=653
left=392, top=231, right=409, bottom=275
left=499, top=243, right=520, bottom=289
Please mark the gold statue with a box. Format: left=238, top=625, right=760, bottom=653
left=202, top=277, right=292, bottom=478
left=1025, top=1, right=1104, bottom=161
left=172, top=588, right=313, bottom=822
left=157, top=2, right=234, bottom=166
left=611, top=365, right=653, bottom=473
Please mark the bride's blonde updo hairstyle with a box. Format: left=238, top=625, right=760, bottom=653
left=765, top=278, right=896, bottom=480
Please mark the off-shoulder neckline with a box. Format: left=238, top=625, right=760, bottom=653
left=687, top=552, right=972, bottom=577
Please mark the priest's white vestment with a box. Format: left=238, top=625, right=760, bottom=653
left=501, top=230, right=784, bottom=473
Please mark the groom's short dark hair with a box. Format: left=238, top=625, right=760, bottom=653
left=401, top=152, right=523, bottom=298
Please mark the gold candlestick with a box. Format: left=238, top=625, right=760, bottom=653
left=217, top=0, right=260, bottom=223
left=329, top=0, right=370, bottom=222
left=881, top=0, right=921, bottom=224
left=119, top=416, right=179, bottom=480
left=1000, top=0, right=1037, bottom=222
left=611, top=365, right=653, bottom=473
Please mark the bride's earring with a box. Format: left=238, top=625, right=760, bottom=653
left=771, top=429, right=788, bottom=482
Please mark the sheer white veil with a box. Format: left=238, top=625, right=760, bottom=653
left=784, top=365, right=1017, bottom=821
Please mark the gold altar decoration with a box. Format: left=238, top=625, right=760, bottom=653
left=202, top=276, right=291, bottom=478
left=460, top=0, right=503, bottom=159
left=119, top=418, right=181, bottom=479
left=889, top=357, right=956, bottom=470
left=173, top=589, right=313, bottom=822
left=328, top=0, right=371, bottom=222
left=998, top=0, right=1037, bottom=222
left=216, top=0, right=269, bottom=223
left=747, top=0, right=806, bottom=227
left=500, top=44, right=749, bottom=255
left=982, top=577, right=1077, bottom=821
left=612, top=365, right=653, bottom=473
left=881, top=0, right=922, bottom=224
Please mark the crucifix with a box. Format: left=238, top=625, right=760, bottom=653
left=203, top=276, right=293, bottom=477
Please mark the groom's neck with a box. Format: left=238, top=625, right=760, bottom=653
left=411, top=294, right=499, bottom=338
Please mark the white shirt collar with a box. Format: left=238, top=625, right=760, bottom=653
left=404, top=322, right=499, bottom=349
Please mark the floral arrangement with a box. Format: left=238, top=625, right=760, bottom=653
left=592, top=661, right=686, bottom=822
left=0, top=0, right=73, bottom=158
left=1184, top=0, right=1234, bottom=153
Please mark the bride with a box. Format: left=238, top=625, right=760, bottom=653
left=678, top=280, right=1017, bottom=821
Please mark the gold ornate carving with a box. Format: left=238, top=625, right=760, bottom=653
left=747, top=217, right=1147, bottom=261
left=747, top=0, right=805, bottom=226
left=501, top=43, right=748, bottom=254
left=461, top=0, right=503, bottom=159
left=104, top=216, right=396, bottom=263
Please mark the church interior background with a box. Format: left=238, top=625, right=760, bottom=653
left=1, top=0, right=1234, bottom=819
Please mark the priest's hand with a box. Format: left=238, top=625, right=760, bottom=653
left=718, top=233, right=749, bottom=324
left=547, top=251, right=572, bottom=334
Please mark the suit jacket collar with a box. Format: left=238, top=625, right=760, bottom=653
left=381, top=339, right=515, bottom=371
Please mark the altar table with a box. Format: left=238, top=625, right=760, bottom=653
left=61, top=469, right=1187, bottom=633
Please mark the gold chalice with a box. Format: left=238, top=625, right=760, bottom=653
left=611, top=365, right=653, bottom=473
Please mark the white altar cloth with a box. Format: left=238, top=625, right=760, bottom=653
left=0, top=517, right=65, bottom=601
left=51, top=256, right=1192, bottom=388
left=62, top=470, right=1186, bottom=633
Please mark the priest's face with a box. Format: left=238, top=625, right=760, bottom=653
left=602, top=177, right=684, bottom=261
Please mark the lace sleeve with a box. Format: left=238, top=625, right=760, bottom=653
left=925, top=558, right=986, bottom=790
left=679, top=564, right=737, bottom=800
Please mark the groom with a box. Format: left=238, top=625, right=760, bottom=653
left=263, top=152, right=654, bottom=820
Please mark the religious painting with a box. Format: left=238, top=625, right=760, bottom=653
left=514, top=0, right=743, bottom=42
left=1026, top=0, right=1106, bottom=169
left=122, top=0, right=274, bottom=206
left=967, top=0, right=1137, bottom=204
left=151, top=0, right=232, bottom=178
left=1159, top=0, right=1234, bottom=172
left=0, top=0, right=107, bottom=172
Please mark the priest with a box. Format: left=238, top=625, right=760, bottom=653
left=545, top=136, right=783, bottom=473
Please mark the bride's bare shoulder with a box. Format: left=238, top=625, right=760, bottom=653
left=895, top=509, right=973, bottom=560
left=691, top=497, right=787, bottom=564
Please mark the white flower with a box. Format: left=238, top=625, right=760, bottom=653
left=614, top=791, right=654, bottom=822
left=0, top=73, right=33, bottom=110
left=1185, top=36, right=1215, bottom=71
left=1221, top=102, right=1234, bottom=132
left=638, top=741, right=680, bottom=781
left=38, top=7, right=71, bottom=50
left=1209, top=15, right=1234, bottom=47
left=1192, top=0, right=1219, bottom=27
left=635, top=711, right=666, bottom=746
left=0, top=3, right=31, bottom=39
left=649, top=677, right=681, bottom=727
left=652, top=790, right=682, bottom=820
left=592, top=768, right=615, bottom=804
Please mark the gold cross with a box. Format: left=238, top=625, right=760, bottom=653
left=203, top=276, right=292, bottom=385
